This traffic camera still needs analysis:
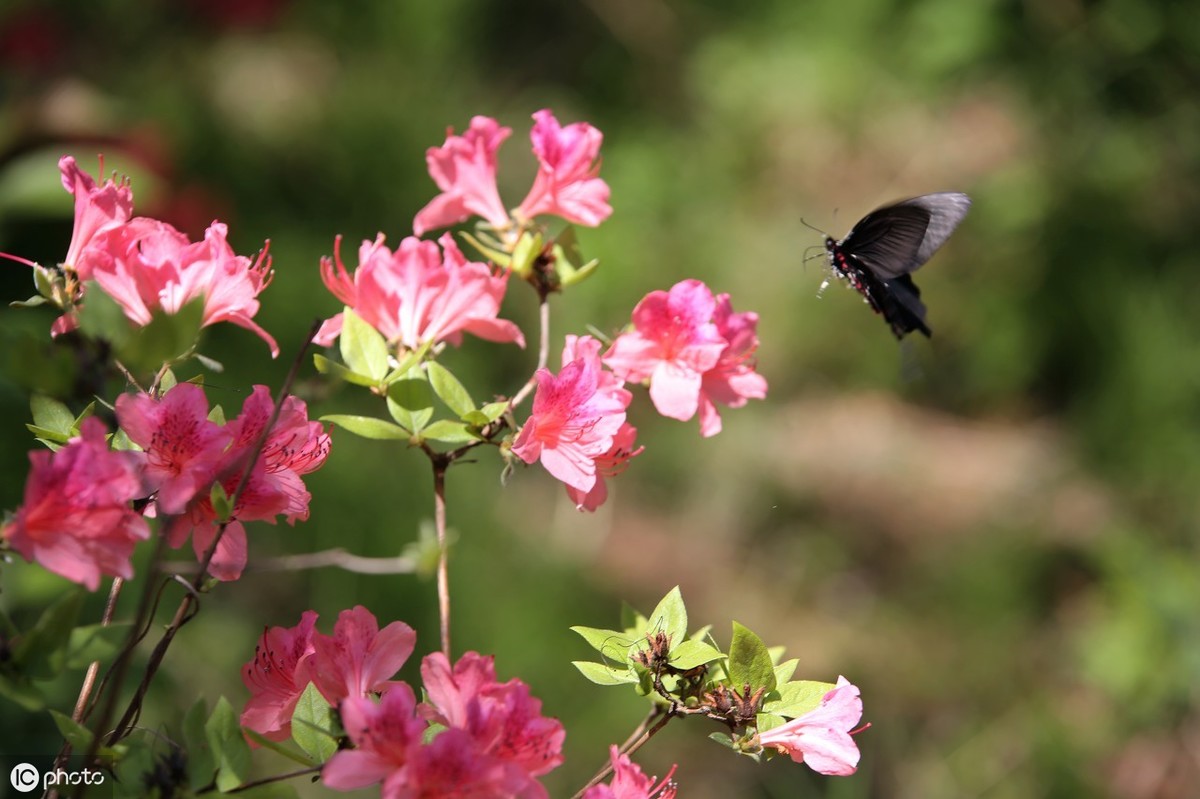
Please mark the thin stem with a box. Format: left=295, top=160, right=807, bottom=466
left=163, top=548, right=417, bottom=575
left=219, top=766, right=321, bottom=794
left=433, top=459, right=450, bottom=658
left=509, top=297, right=551, bottom=409
left=571, top=711, right=673, bottom=799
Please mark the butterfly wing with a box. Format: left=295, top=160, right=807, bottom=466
left=843, top=192, right=972, bottom=279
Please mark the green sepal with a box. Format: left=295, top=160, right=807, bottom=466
left=425, top=361, right=475, bottom=417
left=573, top=660, right=639, bottom=686
left=728, top=622, right=776, bottom=692
left=206, top=696, right=252, bottom=792
left=551, top=227, right=599, bottom=288
left=459, top=231, right=512, bottom=266
left=339, top=308, right=389, bottom=381
left=314, top=353, right=378, bottom=388
left=291, top=682, right=338, bottom=764
left=321, top=414, right=410, bottom=441
left=509, top=230, right=544, bottom=279
left=32, top=262, right=58, bottom=300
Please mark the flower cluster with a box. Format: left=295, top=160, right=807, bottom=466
left=413, top=109, right=612, bottom=236
left=240, top=608, right=565, bottom=798
left=52, top=156, right=277, bottom=354
left=115, top=382, right=331, bottom=581
left=582, top=746, right=677, bottom=799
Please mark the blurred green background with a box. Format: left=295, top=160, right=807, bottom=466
left=1, top=0, right=1198, bottom=797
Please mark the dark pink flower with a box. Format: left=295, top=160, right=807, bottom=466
left=696, top=294, right=767, bottom=438
left=240, top=611, right=318, bottom=742
left=1, top=418, right=149, bottom=590
left=603, top=280, right=727, bottom=425
left=582, top=746, right=677, bottom=799
left=85, top=217, right=278, bottom=355
left=512, top=335, right=630, bottom=494
left=303, top=606, right=416, bottom=706
left=58, top=155, right=133, bottom=277
left=315, top=233, right=524, bottom=351
left=421, top=651, right=565, bottom=795
left=413, top=116, right=513, bottom=235
left=514, top=109, right=612, bottom=227
left=756, top=676, right=865, bottom=776
left=115, top=383, right=231, bottom=515
left=322, top=684, right=427, bottom=792
left=394, top=726, right=518, bottom=799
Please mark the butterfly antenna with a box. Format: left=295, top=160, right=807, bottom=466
left=798, top=217, right=829, bottom=237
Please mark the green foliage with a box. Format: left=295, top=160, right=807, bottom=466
left=205, top=697, right=252, bottom=792
left=727, top=622, right=775, bottom=693
left=291, top=683, right=339, bottom=763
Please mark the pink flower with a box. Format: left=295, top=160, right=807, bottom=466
left=315, top=233, right=525, bottom=351
left=696, top=294, right=767, bottom=438
left=756, top=676, right=865, bottom=776
left=603, top=280, right=727, bottom=425
left=134, top=384, right=330, bottom=581
left=515, top=109, right=612, bottom=227
left=58, top=155, right=133, bottom=277
left=512, top=335, right=630, bottom=494
left=413, top=116, right=513, bottom=235
left=240, top=611, right=318, bottom=742
left=303, top=606, right=416, bottom=705
left=582, top=746, right=677, bottom=799
left=565, top=422, right=642, bottom=512
left=85, top=217, right=278, bottom=356
left=421, top=651, right=565, bottom=795
left=396, top=727, right=519, bottom=799
left=322, top=684, right=427, bottom=792
left=115, top=383, right=231, bottom=515
left=1, top=418, right=149, bottom=591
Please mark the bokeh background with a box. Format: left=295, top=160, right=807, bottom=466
left=1, top=1, right=1198, bottom=797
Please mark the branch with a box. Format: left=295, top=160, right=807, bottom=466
left=162, top=548, right=417, bottom=575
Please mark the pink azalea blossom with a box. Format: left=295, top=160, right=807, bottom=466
left=58, top=155, right=133, bottom=277
left=1, top=418, right=149, bottom=591
left=515, top=109, right=612, bottom=227
left=322, top=684, right=427, bottom=792
left=420, top=651, right=565, bottom=796
left=603, top=280, right=727, bottom=425
left=512, top=335, right=630, bottom=494
left=84, top=217, right=278, bottom=355
left=582, top=746, right=677, bottom=799
left=565, top=422, right=642, bottom=512
left=315, top=233, right=524, bottom=351
left=240, top=611, right=318, bottom=742
left=696, top=294, right=768, bottom=438
left=756, top=676, right=865, bottom=776
left=167, top=387, right=329, bottom=581
left=115, top=382, right=231, bottom=515
left=396, top=726, right=519, bottom=799
left=303, top=606, right=416, bottom=705
left=413, top=116, right=513, bottom=235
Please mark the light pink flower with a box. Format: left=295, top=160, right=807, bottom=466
left=512, top=336, right=630, bottom=494
left=149, top=384, right=331, bottom=581
left=115, top=383, right=231, bottom=515
left=58, top=155, right=133, bottom=277
left=421, top=651, right=565, bottom=796
left=565, top=422, right=642, bottom=512
left=315, top=233, right=524, bottom=351
left=303, top=606, right=416, bottom=705
left=85, top=217, right=278, bottom=356
left=603, top=280, right=727, bottom=424
left=322, top=684, right=427, bottom=792
left=1, top=418, right=149, bottom=591
left=756, top=676, right=864, bottom=776
left=240, top=611, right=318, bottom=742
left=413, top=116, right=513, bottom=235
left=582, top=746, right=677, bottom=799
left=696, top=294, right=767, bottom=438
left=514, top=109, right=612, bottom=227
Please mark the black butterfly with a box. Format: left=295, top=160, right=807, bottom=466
left=822, top=192, right=971, bottom=339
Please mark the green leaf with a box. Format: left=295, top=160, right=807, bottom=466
left=573, top=660, right=639, bottom=686
left=313, top=353, right=378, bottom=388
left=381, top=342, right=431, bottom=386
left=763, top=679, right=836, bottom=719
left=210, top=482, right=233, bottom=523
left=194, top=352, right=225, bottom=373
left=422, top=723, right=448, bottom=745
left=0, top=671, right=46, bottom=710
left=570, top=626, right=636, bottom=663
left=646, top=586, right=688, bottom=650
left=708, top=731, right=736, bottom=749
left=773, top=658, right=800, bottom=685
left=208, top=404, right=226, bottom=425
left=31, top=394, right=74, bottom=435
left=78, top=281, right=134, bottom=349
left=14, top=588, right=86, bottom=679
left=184, top=697, right=215, bottom=791
left=113, top=737, right=157, bottom=799
left=339, top=307, right=389, bottom=381
left=768, top=645, right=786, bottom=665
left=620, top=601, right=647, bottom=633
left=159, top=369, right=178, bottom=392
left=755, top=711, right=787, bottom=733
left=425, top=361, right=475, bottom=417
left=10, top=294, right=48, bottom=308
left=242, top=729, right=314, bottom=767
left=121, top=297, right=206, bottom=370
left=552, top=226, right=600, bottom=287
left=321, top=414, right=409, bottom=440
left=110, top=427, right=136, bottom=451
left=291, top=682, right=338, bottom=763
left=205, top=696, right=252, bottom=792
left=49, top=709, right=93, bottom=751
left=669, top=640, right=724, bottom=671
left=65, top=622, right=131, bottom=669
left=461, top=400, right=509, bottom=427
left=387, top=376, right=434, bottom=433
left=728, top=622, right=776, bottom=692
left=419, top=419, right=479, bottom=445
left=230, top=784, right=302, bottom=799
left=25, top=424, right=71, bottom=444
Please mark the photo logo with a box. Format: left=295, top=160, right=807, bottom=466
left=9, top=763, right=39, bottom=793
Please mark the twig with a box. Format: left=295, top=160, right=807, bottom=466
left=432, top=458, right=451, bottom=658
left=509, top=298, right=551, bottom=409
left=162, top=548, right=417, bottom=574
left=571, top=711, right=674, bottom=799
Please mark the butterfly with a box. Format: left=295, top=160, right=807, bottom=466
left=821, top=192, right=971, bottom=339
